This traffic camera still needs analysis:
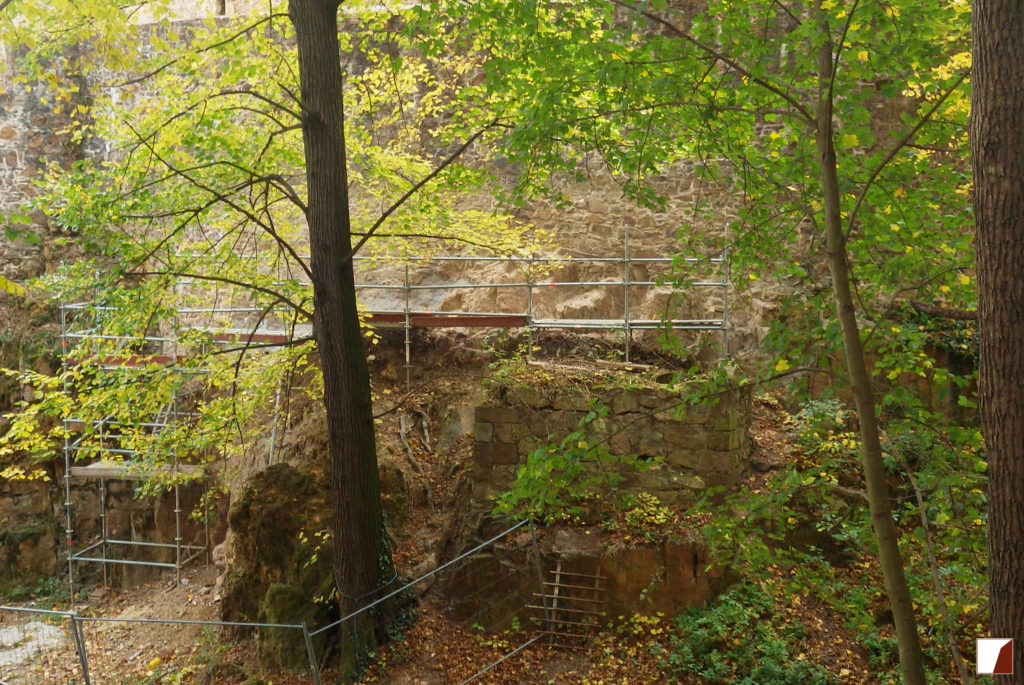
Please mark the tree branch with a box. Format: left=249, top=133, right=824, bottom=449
left=131, top=270, right=313, bottom=321
left=845, top=72, right=968, bottom=239
left=909, top=300, right=977, bottom=321
left=608, top=0, right=815, bottom=124
left=828, top=0, right=861, bottom=103
left=124, top=122, right=313, bottom=281
left=116, top=13, right=288, bottom=88
left=346, top=119, right=499, bottom=262
left=213, top=88, right=303, bottom=122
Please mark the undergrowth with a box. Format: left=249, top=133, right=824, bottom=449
left=665, top=584, right=837, bottom=684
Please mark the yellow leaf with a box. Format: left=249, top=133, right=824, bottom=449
left=147, top=657, right=162, bottom=671
left=893, top=187, right=906, bottom=198
left=840, top=133, right=859, bottom=147
left=959, top=273, right=971, bottom=285
left=857, top=50, right=869, bottom=62
left=775, top=359, right=791, bottom=372
left=0, top=275, right=25, bottom=297
left=889, top=223, right=900, bottom=232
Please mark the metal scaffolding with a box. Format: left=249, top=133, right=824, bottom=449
left=59, top=302, right=295, bottom=599
left=353, top=244, right=728, bottom=374
left=57, top=237, right=728, bottom=595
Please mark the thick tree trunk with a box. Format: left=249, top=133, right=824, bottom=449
left=972, top=2, right=1024, bottom=679
left=815, top=33, right=926, bottom=685
left=289, top=0, right=391, bottom=676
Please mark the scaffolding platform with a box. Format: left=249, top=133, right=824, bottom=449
left=68, top=460, right=203, bottom=480
left=65, top=458, right=210, bottom=587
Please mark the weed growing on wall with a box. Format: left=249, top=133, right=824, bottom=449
left=493, top=402, right=655, bottom=523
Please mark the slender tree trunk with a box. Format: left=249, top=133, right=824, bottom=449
left=815, top=30, right=926, bottom=685
left=289, top=0, right=392, bottom=676
left=972, top=2, right=1024, bottom=679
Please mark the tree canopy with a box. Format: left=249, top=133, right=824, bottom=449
left=0, top=0, right=998, bottom=681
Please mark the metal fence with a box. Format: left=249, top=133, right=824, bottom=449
left=0, top=605, right=316, bottom=684
left=1, top=520, right=549, bottom=684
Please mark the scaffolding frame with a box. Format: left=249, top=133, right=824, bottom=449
left=57, top=237, right=728, bottom=595
left=59, top=302, right=294, bottom=600
left=350, top=242, right=729, bottom=372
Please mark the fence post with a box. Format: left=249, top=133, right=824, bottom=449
left=70, top=611, right=91, bottom=685
left=403, top=263, right=412, bottom=390
left=623, top=225, right=631, bottom=363
left=529, top=523, right=551, bottom=633
left=302, top=621, right=322, bottom=685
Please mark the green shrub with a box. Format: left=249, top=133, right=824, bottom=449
left=666, top=584, right=837, bottom=685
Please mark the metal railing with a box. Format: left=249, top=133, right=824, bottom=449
left=1, top=520, right=557, bottom=684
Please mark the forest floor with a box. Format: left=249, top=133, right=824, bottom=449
left=2, top=336, right=887, bottom=683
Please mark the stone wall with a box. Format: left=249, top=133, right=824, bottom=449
left=471, top=374, right=753, bottom=506
left=0, top=47, right=82, bottom=282
left=0, top=478, right=58, bottom=592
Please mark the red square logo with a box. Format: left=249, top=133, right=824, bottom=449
left=977, top=638, right=1013, bottom=675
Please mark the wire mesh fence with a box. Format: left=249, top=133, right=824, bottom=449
left=0, top=606, right=87, bottom=684
left=0, top=520, right=554, bottom=684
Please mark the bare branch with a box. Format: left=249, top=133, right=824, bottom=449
left=124, top=121, right=313, bottom=280
left=116, top=13, right=288, bottom=88
left=828, top=0, right=862, bottom=103
left=131, top=269, right=313, bottom=320
left=608, top=0, right=815, bottom=124
left=845, top=72, right=968, bottom=239
left=346, top=119, right=499, bottom=261
left=352, top=231, right=518, bottom=254
left=213, top=88, right=303, bottom=122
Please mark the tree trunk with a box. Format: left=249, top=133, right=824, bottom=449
left=972, top=2, right=1024, bottom=679
left=815, top=30, right=926, bottom=685
left=289, top=0, right=392, bottom=676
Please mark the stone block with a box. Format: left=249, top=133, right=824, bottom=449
left=512, top=386, right=547, bottom=408
left=517, top=437, right=541, bottom=455
left=551, top=388, right=595, bottom=411
left=661, top=425, right=707, bottom=450
left=711, top=415, right=739, bottom=432
left=473, top=442, right=493, bottom=464
left=608, top=431, right=632, bottom=455
left=610, top=391, right=642, bottom=414
left=476, top=405, right=521, bottom=424
left=474, top=421, right=494, bottom=442
left=706, top=430, right=731, bottom=452
left=495, top=464, right=519, bottom=481
left=493, top=422, right=524, bottom=443
left=635, top=431, right=665, bottom=456
left=492, top=442, right=518, bottom=465
left=527, top=413, right=553, bottom=437
left=639, top=388, right=677, bottom=409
